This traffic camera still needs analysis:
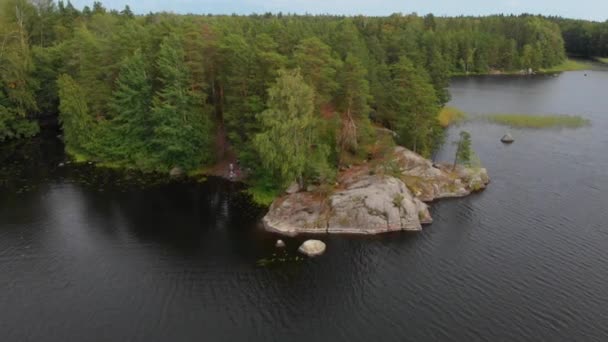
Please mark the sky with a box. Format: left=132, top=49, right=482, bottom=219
left=70, top=0, right=608, bottom=22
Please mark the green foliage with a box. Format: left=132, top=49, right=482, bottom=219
left=336, top=54, right=372, bottom=154
left=386, top=57, right=442, bottom=157
left=1, top=5, right=587, bottom=195
left=0, top=103, right=39, bottom=141
left=57, top=74, right=94, bottom=155
left=101, top=50, right=153, bottom=168
left=293, top=37, right=341, bottom=106
left=246, top=179, right=281, bottom=207
left=253, top=69, right=332, bottom=189
left=0, top=0, right=40, bottom=139
left=453, top=131, right=472, bottom=169
left=150, top=34, right=213, bottom=171
left=554, top=18, right=608, bottom=58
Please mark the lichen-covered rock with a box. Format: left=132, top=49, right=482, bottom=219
left=394, top=147, right=489, bottom=201
left=327, top=176, right=428, bottom=234
left=263, top=192, right=329, bottom=236
left=263, top=175, right=430, bottom=236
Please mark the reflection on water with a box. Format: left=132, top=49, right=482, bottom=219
left=2, top=70, right=608, bottom=341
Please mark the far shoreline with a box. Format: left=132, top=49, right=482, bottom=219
left=450, top=58, right=600, bottom=77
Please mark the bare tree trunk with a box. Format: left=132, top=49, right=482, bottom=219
left=340, top=100, right=358, bottom=155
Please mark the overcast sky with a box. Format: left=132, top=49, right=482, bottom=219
left=70, top=0, right=608, bottom=22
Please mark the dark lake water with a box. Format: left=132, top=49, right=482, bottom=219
left=2, top=69, right=608, bottom=341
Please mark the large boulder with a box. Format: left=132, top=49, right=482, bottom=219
left=263, top=192, right=329, bottom=236
left=327, top=175, right=430, bottom=234
left=298, top=240, right=326, bottom=257
left=263, top=175, right=431, bottom=235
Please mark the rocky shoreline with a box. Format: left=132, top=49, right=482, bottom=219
left=263, top=147, right=489, bottom=236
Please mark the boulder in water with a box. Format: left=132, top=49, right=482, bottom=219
left=501, top=134, right=514, bottom=143
left=275, top=240, right=286, bottom=248
left=298, top=240, right=326, bottom=257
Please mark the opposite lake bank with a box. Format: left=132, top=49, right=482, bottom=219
left=450, top=58, right=599, bottom=77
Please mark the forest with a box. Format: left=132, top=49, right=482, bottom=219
left=0, top=0, right=572, bottom=199
left=552, top=18, right=608, bottom=58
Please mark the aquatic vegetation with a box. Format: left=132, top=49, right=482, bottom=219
left=438, top=106, right=467, bottom=128
left=539, top=59, right=593, bottom=73
left=256, top=251, right=305, bottom=267
left=486, top=114, right=590, bottom=129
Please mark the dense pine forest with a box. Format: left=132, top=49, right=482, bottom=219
left=1, top=0, right=591, bottom=199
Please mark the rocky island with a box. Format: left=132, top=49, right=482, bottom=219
left=263, top=147, right=489, bottom=236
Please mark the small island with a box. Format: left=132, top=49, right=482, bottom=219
left=264, top=146, right=489, bottom=235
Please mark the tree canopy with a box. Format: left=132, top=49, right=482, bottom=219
left=0, top=2, right=580, bottom=193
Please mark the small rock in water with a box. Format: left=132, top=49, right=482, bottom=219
left=58, top=163, right=65, bottom=167
left=501, top=133, right=514, bottom=144
left=298, top=240, right=326, bottom=257
left=275, top=240, right=286, bottom=248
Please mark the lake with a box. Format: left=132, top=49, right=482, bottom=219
left=2, top=69, right=608, bottom=341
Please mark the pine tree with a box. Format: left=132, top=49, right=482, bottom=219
left=453, top=131, right=472, bottom=170
left=218, top=34, right=259, bottom=150
left=150, top=34, right=212, bottom=171
left=388, top=57, right=441, bottom=156
left=336, top=54, right=371, bottom=154
left=57, top=74, right=94, bottom=155
left=120, top=5, right=134, bottom=19
left=293, top=37, right=341, bottom=106
left=105, top=50, right=153, bottom=166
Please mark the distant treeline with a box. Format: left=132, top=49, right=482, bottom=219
left=551, top=17, right=608, bottom=58
left=0, top=1, right=572, bottom=194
